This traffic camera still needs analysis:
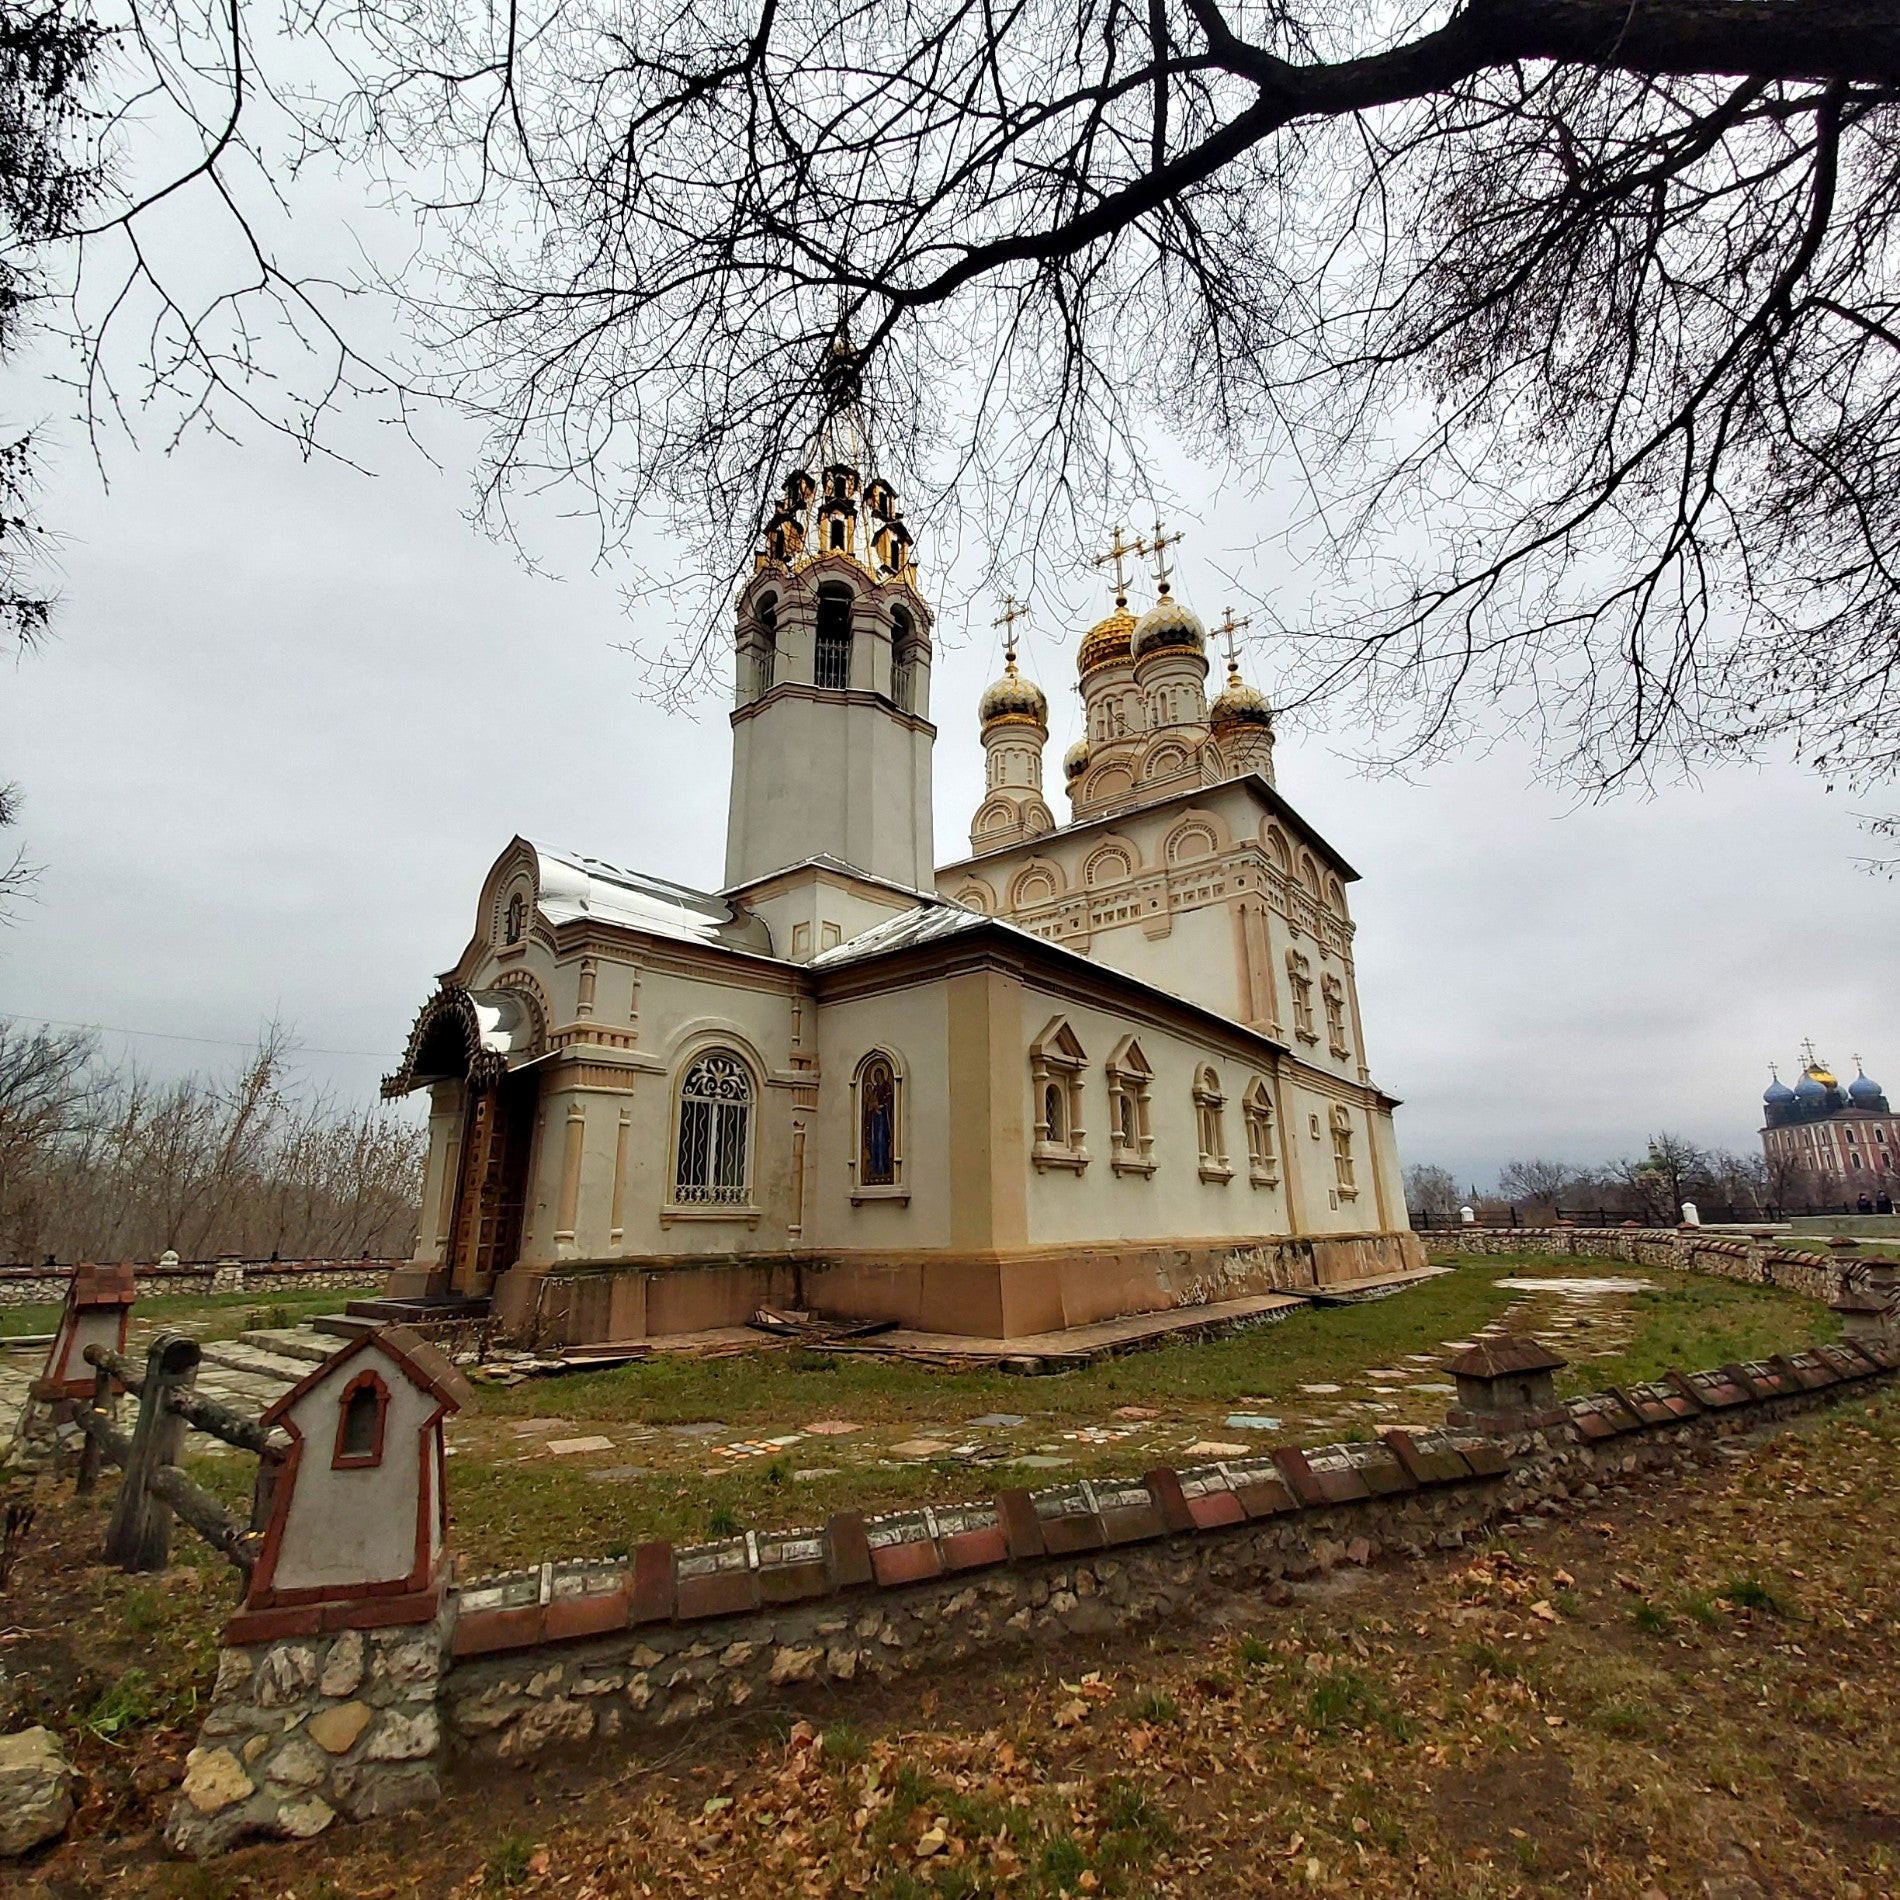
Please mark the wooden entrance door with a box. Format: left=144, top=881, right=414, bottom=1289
left=446, top=1072, right=538, bottom=1297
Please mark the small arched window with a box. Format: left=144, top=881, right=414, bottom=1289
left=333, top=1370, right=389, bottom=1469
left=674, top=1049, right=754, bottom=1206
left=1243, top=1079, right=1279, bottom=1187
left=504, top=891, right=527, bottom=945
left=815, top=585, right=853, bottom=690
left=1330, top=1104, right=1358, bottom=1199
left=1194, top=1066, right=1231, bottom=1182
left=1044, top=1081, right=1067, bottom=1143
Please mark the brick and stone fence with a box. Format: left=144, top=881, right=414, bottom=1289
left=0, top=1257, right=399, bottom=1309
left=167, top=1328, right=1900, bottom=1855
left=1443, top=1224, right=1866, bottom=1304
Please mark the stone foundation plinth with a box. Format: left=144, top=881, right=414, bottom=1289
left=477, top=1230, right=1428, bottom=1347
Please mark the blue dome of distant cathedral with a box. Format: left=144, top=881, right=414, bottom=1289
left=1850, top=1068, right=1884, bottom=1103
left=1763, top=1070, right=1795, bottom=1107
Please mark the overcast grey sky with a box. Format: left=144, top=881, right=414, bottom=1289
left=3, top=395, right=1891, bottom=1193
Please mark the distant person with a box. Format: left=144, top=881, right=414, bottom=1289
left=1858, top=1193, right=1875, bottom=1214
left=1878, top=1191, right=1894, bottom=1215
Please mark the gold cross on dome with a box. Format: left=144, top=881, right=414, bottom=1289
left=1092, top=526, right=1141, bottom=603
left=1146, top=521, right=1184, bottom=593
left=992, top=595, right=1028, bottom=667
left=1802, top=1037, right=1818, bottom=1065
left=1216, top=606, right=1252, bottom=670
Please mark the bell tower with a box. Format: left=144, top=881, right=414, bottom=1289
left=724, top=455, right=937, bottom=891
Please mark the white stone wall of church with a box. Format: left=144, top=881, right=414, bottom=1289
left=743, top=877, right=921, bottom=964
left=517, top=964, right=800, bottom=1263
left=1079, top=901, right=1244, bottom=1027
left=807, top=981, right=954, bottom=1250
left=1015, top=984, right=1297, bottom=1249
left=726, top=678, right=935, bottom=891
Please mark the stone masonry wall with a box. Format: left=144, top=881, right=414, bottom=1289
left=1445, top=1226, right=1851, bottom=1304
left=0, top=1260, right=396, bottom=1308
left=167, top=1610, right=453, bottom=1857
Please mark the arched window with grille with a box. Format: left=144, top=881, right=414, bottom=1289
left=815, top=584, right=854, bottom=689
left=754, top=593, right=779, bottom=696
left=890, top=605, right=915, bottom=711
left=673, top=1049, right=754, bottom=1205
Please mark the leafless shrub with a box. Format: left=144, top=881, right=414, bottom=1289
left=0, top=1020, right=422, bottom=1263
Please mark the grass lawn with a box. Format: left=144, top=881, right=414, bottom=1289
left=0, top=1286, right=350, bottom=1342
left=390, top=1254, right=1833, bottom=1570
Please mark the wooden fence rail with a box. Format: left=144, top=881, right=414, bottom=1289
left=73, top=1335, right=268, bottom=1578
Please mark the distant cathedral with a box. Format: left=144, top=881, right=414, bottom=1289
left=378, top=429, right=1422, bottom=1343
left=1761, top=1045, right=1894, bottom=1191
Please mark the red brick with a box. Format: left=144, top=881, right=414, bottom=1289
left=325, top=1588, right=443, bottom=1634
left=630, top=1542, right=676, bottom=1624
left=1307, top=1463, right=1372, bottom=1506
left=1233, top=1475, right=1299, bottom=1518
left=996, top=1489, right=1046, bottom=1561
left=939, top=1526, right=1010, bottom=1571
left=825, top=1514, right=875, bottom=1590
left=758, top=1560, right=832, bottom=1605
left=225, top=1604, right=323, bottom=1645
left=1143, top=1468, right=1194, bottom=1535
left=675, top=1569, right=757, bottom=1621
left=543, top=1586, right=631, bottom=1642
left=1097, top=1504, right=1166, bottom=1545
left=1381, top=1429, right=1471, bottom=1486
left=870, top=1539, right=944, bottom=1588
left=1347, top=1446, right=1414, bottom=1496
left=1459, top=1441, right=1510, bottom=1478
left=1663, top=1371, right=1708, bottom=1411
left=1040, top=1513, right=1107, bottom=1556
left=450, top=1604, right=545, bottom=1657
left=1270, top=1447, right=1326, bottom=1508
left=1185, top=1490, right=1245, bottom=1530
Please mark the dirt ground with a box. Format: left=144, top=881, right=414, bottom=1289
left=5, top=1384, right=1899, bottom=1898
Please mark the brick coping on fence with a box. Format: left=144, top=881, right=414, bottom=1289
left=436, top=1339, right=1890, bottom=1658
left=168, top=1334, right=1899, bottom=1855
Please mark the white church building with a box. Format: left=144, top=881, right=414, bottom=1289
left=380, top=456, right=1422, bottom=1343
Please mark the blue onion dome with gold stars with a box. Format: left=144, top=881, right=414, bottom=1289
left=1077, top=604, right=1137, bottom=678
left=1063, top=738, right=1091, bottom=782
left=1132, top=585, right=1207, bottom=660
left=1210, top=657, right=1273, bottom=731
left=978, top=656, right=1048, bottom=731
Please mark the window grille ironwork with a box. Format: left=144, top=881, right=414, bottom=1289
left=815, top=587, right=853, bottom=689
left=674, top=1050, right=753, bottom=1204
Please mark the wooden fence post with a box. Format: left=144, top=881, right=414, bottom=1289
left=75, top=1360, right=113, bottom=1498
left=103, top=1332, right=201, bottom=1572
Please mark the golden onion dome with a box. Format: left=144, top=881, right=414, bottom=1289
left=978, top=659, right=1048, bottom=730
left=1210, top=662, right=1273, bottom=731
left=1077, top=605, right=1136, bottom=677
left=1133, top=589, right=1207, bottom=660
left=1063, top=738, right=1091, bottom=781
